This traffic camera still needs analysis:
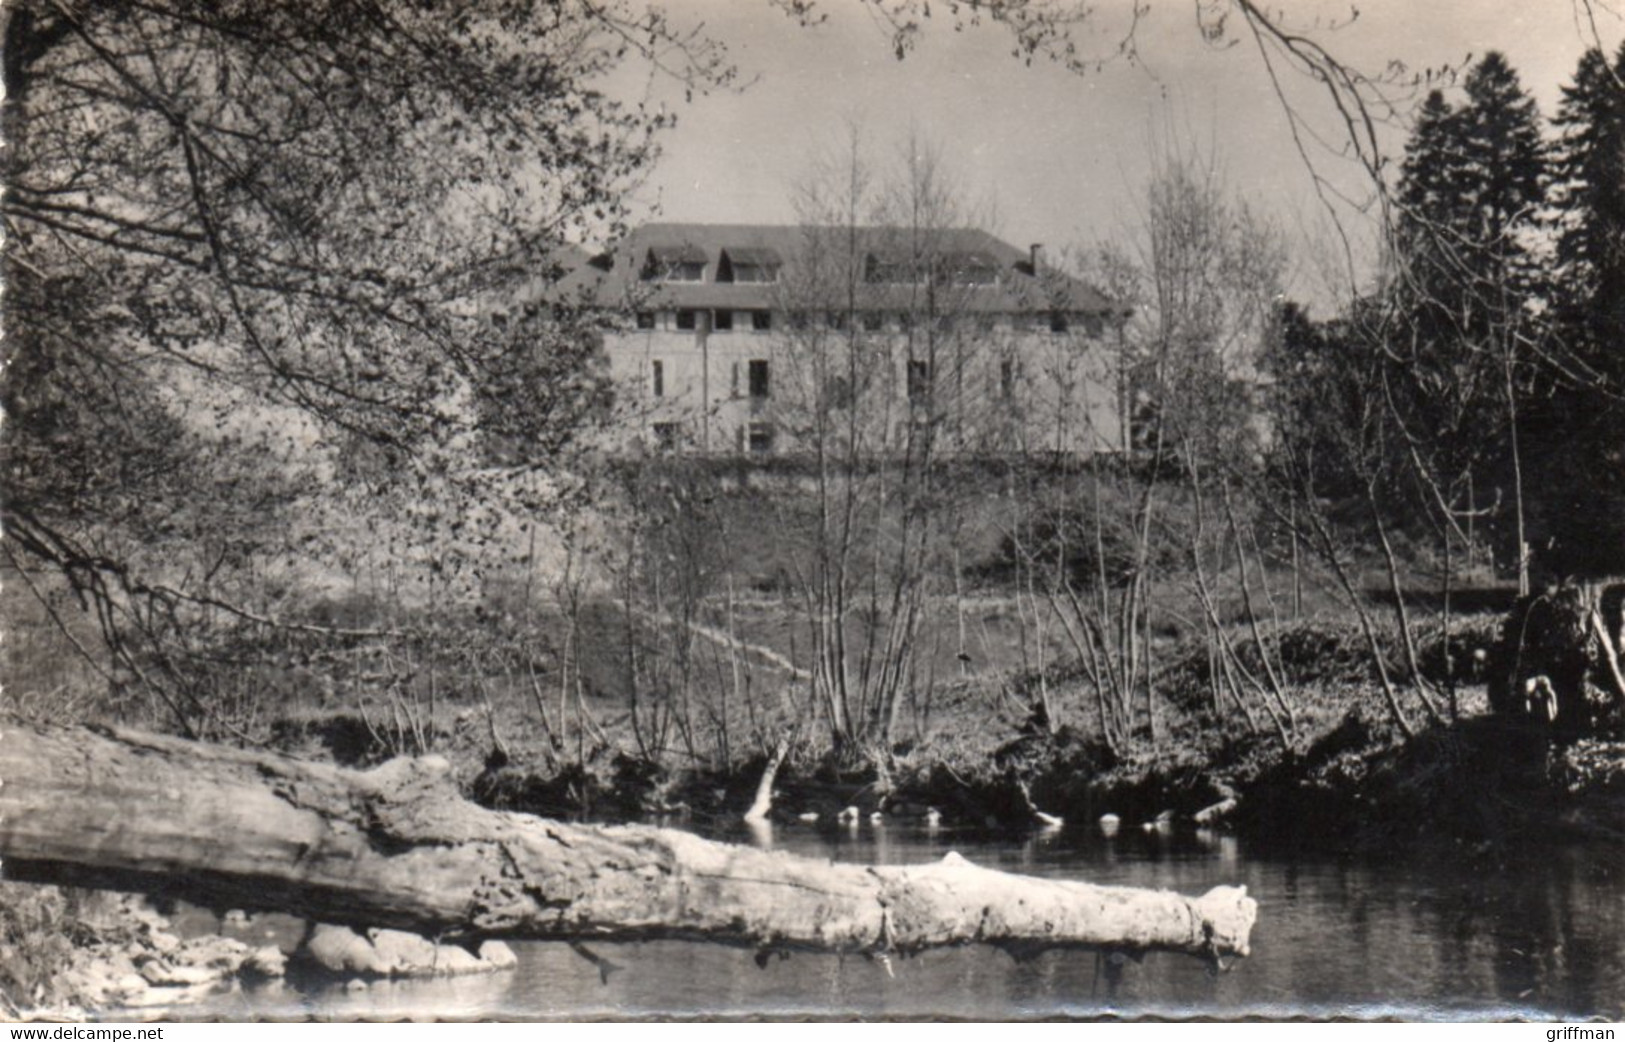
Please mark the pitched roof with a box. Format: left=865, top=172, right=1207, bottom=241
left=544, top=222, right=1117, bottom=314
left=644, top=243, right=708, bottom=265
left=720, top=246, right=783, bottom=268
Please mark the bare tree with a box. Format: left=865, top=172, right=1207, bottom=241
left=765, top=130, right=1015, bottom=764
left=997, top=149, right=1291, bottom=752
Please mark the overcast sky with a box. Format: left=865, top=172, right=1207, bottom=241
left=601, top=1, right=1623, bottom=301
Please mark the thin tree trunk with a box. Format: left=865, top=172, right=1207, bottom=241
left=743, top=729, right=793, bottom=825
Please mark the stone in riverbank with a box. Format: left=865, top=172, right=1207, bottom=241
left=50, top=905, right=288, bottom=1013
left=303, top=924, right=517, bottom=979
left=27, top=902, right=510, bottom=1015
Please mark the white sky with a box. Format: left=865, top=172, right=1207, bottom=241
left=602, top=1, right=1624, bottom=302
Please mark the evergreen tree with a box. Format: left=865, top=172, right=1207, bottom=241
left=1551, top=44, right=1625, bottom=369
left=1390, top=52, right=1549, bottom=584
left=1397, top=89, right=1466, bottom=307
left=1398, top=54, right=1546, bottom=332
left=1456, top=53, right=1548, bottom=291
left=1532, top=44, right=1625, bottom=576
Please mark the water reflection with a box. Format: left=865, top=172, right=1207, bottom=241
left=1192, top=828, right=1240, bottom=867
left=190, top=823, right=1622, bottom=1021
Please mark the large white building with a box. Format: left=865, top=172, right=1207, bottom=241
left=555, top=222, right=1127, bottom=459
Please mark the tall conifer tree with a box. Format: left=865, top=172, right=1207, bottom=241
left=1391, top=52, right=1548, bottom=584
left=1552, top=44, right=1625, bottom=366
left=1533, top=44, right=1625, bottom=576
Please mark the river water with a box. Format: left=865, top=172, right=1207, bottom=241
left=188, top=822, right=1623, bottom=1021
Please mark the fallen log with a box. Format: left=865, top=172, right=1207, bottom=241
left=0, top=724, right=1256, bottom=963
left=1194, top=783, right=1240, bottom=826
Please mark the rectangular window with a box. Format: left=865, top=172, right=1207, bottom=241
left=907, top=359, right=932, bottom=402
left=651, top=359, right=664, bottom=398
left=714, top=309, right=734, bottom=331
left=644, top=258, right=706, bottom=282
left=652, top=422, right=678, bottom=451
left=636, top=311, right=656, bottom=330
left=999, top=358, right=1015, bottom=398
left=676, top=309, right=697, bottom=331
left=751, top=310, right=772, bottom=332
left=789, top=311, right=810, bottom=331
left=748, top=359, right=770, bottom=399
left=862, top=312, right=884, bottom=332
left=1050, top=312, right=1070, bottom=334
left=660, top=261, right=703, bottom=282
left=748, top=422, right=775, bottom=454
left=827, top=311, right=850, bottom=332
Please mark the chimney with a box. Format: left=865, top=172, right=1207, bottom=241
left=1029, top=243, right=1043, bottom=276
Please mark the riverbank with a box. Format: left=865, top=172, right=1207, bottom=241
left=10, top=746, right=1621, bottom=1022
left=0, top=887, right=288, bottom=1018
left=0, top=884, right=521, bottom=1019
left=455, top=610, right=1624, bottom=854
left=4, top=706, right=1619, bottom=1018
left=6, top=608, right=1622, bottom=1018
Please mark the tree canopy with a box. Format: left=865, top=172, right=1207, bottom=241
left=0, top=0, right=726, bottom=732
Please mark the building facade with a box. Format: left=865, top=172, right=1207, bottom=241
left=556, top=222, right=1127, bottom=458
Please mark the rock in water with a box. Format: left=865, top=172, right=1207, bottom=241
left=306, top=925, right=378, bottom=976
left=478, top=941, right=518, bottom=970
left=303, top=923, right=521, bottom=979
left=243, top=945, right=288, bottom=979
left=366, top=929, right=440, bottom=974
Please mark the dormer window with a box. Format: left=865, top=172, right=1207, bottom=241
left=717, top=247, right=782, bottom=284
left=864, top=253, right=908, bottom=284
left=641, top=245, right=707, bottom=282
left=866, top=249, right=928, bottom=285
left=939, top=251, right=997, bottom=286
